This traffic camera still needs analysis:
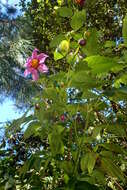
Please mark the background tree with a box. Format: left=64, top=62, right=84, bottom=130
left=0, top=0, right=40, bottom=107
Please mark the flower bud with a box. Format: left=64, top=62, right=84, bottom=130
left=75, top=0, right=86, bottom=6
left=35, top=103, right=40, bottom=110
left=60, top=115, right=66, bottom=122
left=59, top=40, right=69, bottom=54
left=79, top=39, right=87, bottom=46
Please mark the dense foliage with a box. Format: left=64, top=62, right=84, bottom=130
left=0, top=0, right=127, bottom=189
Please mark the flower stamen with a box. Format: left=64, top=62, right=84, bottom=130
left=31, top=59, right=39, bottom=69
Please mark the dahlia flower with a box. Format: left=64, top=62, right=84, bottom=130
left=24, top=48, right=48, bottom=80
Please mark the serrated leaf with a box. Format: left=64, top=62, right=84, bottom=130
left=70, top=70, right=100, bottom=89
left=85, top=55, right=118, bottom=74
left=71, top=10, right=86, bottom=31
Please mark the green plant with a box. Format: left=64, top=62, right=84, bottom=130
left=0, top=1, right=127, bottom=189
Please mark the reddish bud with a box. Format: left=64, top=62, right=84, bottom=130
left=79, top=39, right=87, bottom=46
left=35, top=103, right=40, bottom=110
left=60, top=115, right=66, bottom=122
left=75, top=0, right=85, bottom=6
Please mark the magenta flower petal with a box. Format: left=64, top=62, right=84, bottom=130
left=25, top=58, right=32, bottom=67
left=39, top=56, right=48, bottom=64
left=24, top=69, right=31, bottom=77
left=31, top=69, right=39, bottom=81
left=38, top=53, right=48, bottom=60
left=32, top=48, right=38, bottom=59
left=38, top=64, right=48, bottom=73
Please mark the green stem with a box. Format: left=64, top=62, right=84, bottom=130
left=66, top=46, right=80, bottom=86
left=73, top=104, right=90, bottom=176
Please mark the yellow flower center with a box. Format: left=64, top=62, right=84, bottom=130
left=31, top=59, right=39, bottom=69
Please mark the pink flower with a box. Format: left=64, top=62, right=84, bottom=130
left=24, top=48, right=48, bottom=81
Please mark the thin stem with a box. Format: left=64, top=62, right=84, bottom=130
left=73, top=104, right=90, bottom=176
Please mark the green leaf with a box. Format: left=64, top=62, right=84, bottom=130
left=81, top=153, right=89, bottom=172
left=58, top=7, right=73, bottom=18
left=122, top=50, right=127, bottom=62
left=100, top=143, right=125, bottom=154
left=54, top=49, right=64, bottom=61
left=87, top=153, right=97, bottom=174
left=19, top=159, right=31, bottom=177
left=59, top=40, right=70, bottom=54
left=71, top=32, right=83, bottom=40
left=100, top=151, right=114, bottom=158
left=75, top=60, right=90, bottom=72
left=71, top=10, right=86, bottom=31
left=101, top=158, right=126, bottom=183
left=50, top=34, right=65, bottom=48
left=97, top=124, right=126, bottom=137
left=42, top=87, right=58, bottom=100
left=114, top=73, right=127, bottom=88
left=24, top=121, right=41, bottom=139
left=81, top=152, right=97, bottom=174
left=82, top=29, right=100, bottom=56
left=70, top=70, right=99, bottom=89
left=106, top=124, right=126, bottom=137
left=122, top=14, right=127, bottom=46
left=61, top=161, right=73, bottom=175
left=92, top=169, right=106, bottom=185
left=104, top=41, right=116, bottom=48
left=92, top=127, right=102, bottom=139
left=53, top=125, right=64, bottom=134
left=75, top=181, right=100, bottom=190
left=48, top=125, right=64, bottom=156
left=49, top=133, right=64, bottom=155
left=66, top=53, right=78, bottom=65
left=64, top=173, right=69, bottom=184
left=117, top=86, right=127, bottom=95
left=85, top=55, right=118, bottom=74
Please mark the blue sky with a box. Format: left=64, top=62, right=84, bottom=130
left=1, top=0, right=21, bottom=16
left=0, top=98, right=23, bottom=123
left=1, top=0, right=31, bottom=18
